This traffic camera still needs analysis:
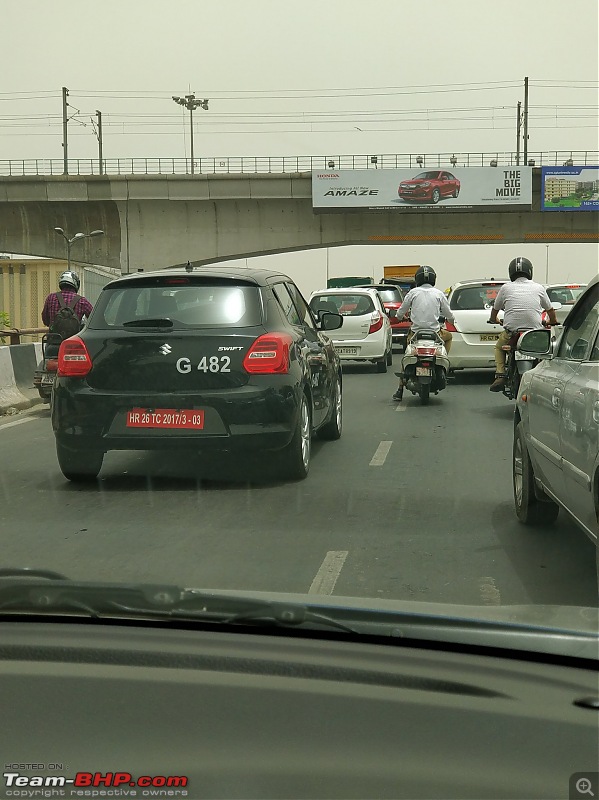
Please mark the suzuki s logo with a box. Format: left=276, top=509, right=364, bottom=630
left=159, top=344, right=172, bottom=355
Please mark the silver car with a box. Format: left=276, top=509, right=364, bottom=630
left=513, top=275, right=599, bottom=546
left=544, top=282, right=586, bottom=324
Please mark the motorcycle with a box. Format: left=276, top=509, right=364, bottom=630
left=498, top=328, right=538, bottom=400
left=394, top=327, right=450, bottom=405
left=33, top=333, right=62, bottom=403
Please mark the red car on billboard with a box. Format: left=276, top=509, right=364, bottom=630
left=398, top=171, right=461, bottom=204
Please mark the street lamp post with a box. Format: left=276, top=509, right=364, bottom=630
left=172, top=94, right=209, bottom=175
left=54, top=227, right=105, bottom=272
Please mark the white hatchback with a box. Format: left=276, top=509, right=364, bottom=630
left=445, top=279, right=508, bottom=370
left=309, top=288, right=393, bottom=373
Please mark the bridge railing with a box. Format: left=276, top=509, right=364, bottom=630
left=0, top=152, right=597, bottom=177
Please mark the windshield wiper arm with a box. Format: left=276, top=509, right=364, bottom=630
left=0, top=579, right=357, bottom=633
left=122, top=318, right=174, bottom=328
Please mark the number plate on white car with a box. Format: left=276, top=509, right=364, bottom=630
left=336, top=347, right=358, bottom=356
left=480, top=333, right=500, bottom=341
left=416, top=366, right=432, bottom=376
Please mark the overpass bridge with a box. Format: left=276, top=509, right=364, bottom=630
left=1, top=152, right=597, bottom=272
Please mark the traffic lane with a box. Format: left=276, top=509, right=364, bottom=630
left=1, top=369, right=597, bottom=606
left=1, top=399, right=399, bottom=591
left=331, top=367, right=598, bottom=607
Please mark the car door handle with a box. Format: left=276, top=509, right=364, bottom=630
left=551, top=388, right=562, bottom=408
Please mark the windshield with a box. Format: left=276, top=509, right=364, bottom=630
left=1, top=5, right=598, bottom=792
left=376, top=288, right=402, bottom=303
left=547, top=285, right=586, bottom=305
left=90, top=282, right=263, bottom=328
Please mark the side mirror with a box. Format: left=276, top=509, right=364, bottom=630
left=551, top=302, right=563, bottom=311
left=518, top=328, right=552, bottom=356
left=320, top=312, right=343, bottom=331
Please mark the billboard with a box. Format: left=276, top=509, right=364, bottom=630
left=312, top=167, right=532, bottom=210
left=541, top=166, right=599, bottom=211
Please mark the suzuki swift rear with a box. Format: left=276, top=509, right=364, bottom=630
left=52, top=268, right=343, bottom=482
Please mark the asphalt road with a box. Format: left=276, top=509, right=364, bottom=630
left=1, top=364, right=597, bottom=607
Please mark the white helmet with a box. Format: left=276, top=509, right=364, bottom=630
left=58, top=270, right=80, bottom=292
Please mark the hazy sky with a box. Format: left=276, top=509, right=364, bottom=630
left=2, top=0, right=598, bottom=290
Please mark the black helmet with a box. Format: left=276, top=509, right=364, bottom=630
left=508, top=257, right=533, bottom=281
left=415, top=265, right=437, bottom=287
left=58, top=270, right=80, bottom=292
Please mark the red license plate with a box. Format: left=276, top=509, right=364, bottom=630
left=126, top=408, right=204, bottom=429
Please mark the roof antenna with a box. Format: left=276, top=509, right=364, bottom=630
left=185, top=261, right=193, bottom=273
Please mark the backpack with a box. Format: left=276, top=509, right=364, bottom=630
left=50, top=292, right=83, bottom=339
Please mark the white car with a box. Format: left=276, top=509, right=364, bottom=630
left=309, top=288, right=393, bottom=373
left=544, top=283, right=586, bottom=324
left=445, top=279, right=508, bottom=370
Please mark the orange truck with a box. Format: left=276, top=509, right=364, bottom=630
left=381, top=265, right=419, bottom=292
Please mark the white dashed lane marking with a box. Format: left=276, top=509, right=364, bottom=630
left=309, top=551, right=349, bottom=595
left=0, top=416, right=36, bottom=432
left=370, top=441, right=393, bottom=466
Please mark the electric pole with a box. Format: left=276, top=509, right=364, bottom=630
left=62, top=87, right=69, bottom=174
left=516, top=101, right=521, bottom=165
left=96, top=110, right=103, bottom=175
left=523, top=77, right=529, bottom=164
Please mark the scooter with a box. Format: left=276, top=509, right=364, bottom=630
left=394, top=327, right=450, bottom=405
left=33, top=333, right=62, bottom=403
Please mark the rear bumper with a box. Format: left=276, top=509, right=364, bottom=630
left=447, top=333, right=497, bottom=369
left=52, top=379, right=301, bottom=453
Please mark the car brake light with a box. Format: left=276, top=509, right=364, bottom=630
left=45, top=358, right=59, bottom=372
left=57, top=336, right=92, bottom=377
left=416, top=347, right=437, bottom=356
left=243, top=333, right=292, bottom=374
left=369, top=311, right=384, bottom=334
left=444, top=321, right=457, bottom=332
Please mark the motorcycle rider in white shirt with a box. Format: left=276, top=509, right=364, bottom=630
left=392, top=265, right=455, bottom=401
left=487, top=257, right=558, bottom=392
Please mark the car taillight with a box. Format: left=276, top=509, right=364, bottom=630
left=416, top=347, right=437, bottom=356
left=57, top=336, right=93, bottom=377
left=45, top=358, right=59, bottom=372
left=243, top=333, right=292, bottom=374
left=444, top=321, right=457, bottom=332
left=369, top=311, right=384, bottom=334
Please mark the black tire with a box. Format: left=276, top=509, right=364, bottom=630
left=319, top=376, right=342, bottom=440
left=386, top=346, right=393, bottom=366
left=431, top=188, right=440, bottom=204
left=57, top=443, right=103, bottom=482
left=513, top=422, right=559, bottom=525
left=453, top=187, right=460, bottom=198
left=280, top=393, right=311, bottom=480
left=376, top=356, right=388, bottom=373
left=419, top=383, right=430, bottom=405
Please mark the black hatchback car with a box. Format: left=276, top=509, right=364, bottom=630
left=51, top=267, right=344, bottom=482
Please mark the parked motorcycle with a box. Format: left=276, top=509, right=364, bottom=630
left=394, top=328, right=450, bottom=405
left=33, top=333, right=62, bottom=403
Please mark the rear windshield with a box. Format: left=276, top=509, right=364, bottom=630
left=450, top=285, right=502, bottom=310
left=376, top=288, right=402, bottom=303
left=546, top=286, right=585, bottom=305
left=310, top=294, right=375, bottom=316
left=89, top=283, right=263, bottom=329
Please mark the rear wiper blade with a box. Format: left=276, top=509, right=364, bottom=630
left=0, top=579, right=357, bottom=634
left=122, top=318, right=174, bottom=328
